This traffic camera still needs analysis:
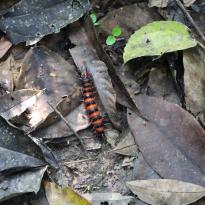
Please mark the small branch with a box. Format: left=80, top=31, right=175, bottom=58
left=61, top=158, right=96, bottom=165
left=176, top=0, right=205, bottom=44
left=48, top=102, right=88, bottom=155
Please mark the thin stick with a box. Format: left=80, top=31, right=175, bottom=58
left=62, top=158, right=96, bottom=165
left=48, top=102, right=88, bottom=154
left=176, top=0, right=205, bottom=44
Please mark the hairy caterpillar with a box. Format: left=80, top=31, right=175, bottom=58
left=81, top=68, right=105, bottom=136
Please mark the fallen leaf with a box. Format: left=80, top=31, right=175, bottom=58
left=127, top=95, right=205, bottom=186
left=0, top=0, right=20, bottom=15
left=127, top=179, right=205, bottom=205
left=83, top=193, right=133, bottom=205
left=148, top=0, right=169, bottom=7
left=33, top=103, right=90, bottom=139
left=183, top=46, right=205, bottom=126
left=147, top=66, right=181, bottom=105
left=16, top=46, right=81, bottom=132
left=0, top=117, right=45, bottom=174
left=0, top=37, right=12, bottom=59
left=0, top=54, right=15, bottom=94
left=133, top=153, right=161, bottom=180
left=87, top=60, right=121, bottom=128
left=123, top=21, right=197, bottom=63
left=44, top=181, right=91, bottom=205
left=0, top=0, right=90, bottom=44
left=183, top=0, right=197, bottom=7
left=99, top=3, right=161, bottom=38
left=0, top=166, right=47, bottom=203
left=0, top=89, right=41, bottom=123
left=112, top=130, right=138, bottom=157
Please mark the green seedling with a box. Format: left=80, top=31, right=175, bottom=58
left=106, top=26, right=122, bottom=46
left=90, top=12, right=100, bottom=26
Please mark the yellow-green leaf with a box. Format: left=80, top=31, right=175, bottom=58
left=123, top=21, right=197, bottom=63
left=44, top=181, right=91, bottom=205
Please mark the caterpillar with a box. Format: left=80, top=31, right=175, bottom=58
left=81, top=68, right=105, bottom=136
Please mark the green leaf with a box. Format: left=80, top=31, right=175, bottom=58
left=106, top=35, right=116, bottom=46
left=90, top=13, right=97, bottom=24
left=123, top=21, right=197, bottom=63
left=112, top=26, right=122, bottom=37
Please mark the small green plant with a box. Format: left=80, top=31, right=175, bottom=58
left=90, top=12, right=100, bottom=26
left=106, top=26, right=122, bottom=46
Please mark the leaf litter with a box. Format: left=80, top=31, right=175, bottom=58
left=0, top=0, right=205, bottom=205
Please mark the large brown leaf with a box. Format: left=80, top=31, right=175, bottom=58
left=16, top=46, right=81, bottom=132
left=127, top=95, right=205, bottom=186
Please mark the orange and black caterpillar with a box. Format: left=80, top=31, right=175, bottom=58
left=81, top=68, right=105, bottom=136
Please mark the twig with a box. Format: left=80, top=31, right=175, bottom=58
left=176, top=0, right=205, bottom=44
left=61, top=158, right=96, bottom=165
left=48, top=102, right=88, bottom=154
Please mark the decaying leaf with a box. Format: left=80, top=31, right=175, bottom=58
left=98, top=3, right=161, bottom=38
left=44, top=181, right=91, bottom=205
left=16, top=46, right=81, bottom=132
left=148, top=0, right=169, bottom=8
left=0, top=37, right=12, bottom=59
left=147, top=66, right=181, bottom=105
left=183, top=0, right=197, bottom=7
left=127, top=95, right=205, bottom=186
left=112, top=130, right=138, bottom=157
left=127, top=179, right=205, bottom=205
left=33, top=103, right=90, bottom=139
left=123, top=21, right=197, bottom=63
left=133, top=153, right=161, bottom=180
left=83, top=193, right=133, bottom=205
left=0, top=89, right=41, bottom=123
left=0, top=117, right=45, bottom=174
left=183, top=46, right=205, bottom=125
left=0, top=166, right=47, bottom=203
left=0, top=0, right=90, bottom=44
left=0, top=54, right=15, bottom=94
left=87, top=60, right=120, bottom=128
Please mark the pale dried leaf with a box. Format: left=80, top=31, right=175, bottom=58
left=148, top=0, right=169, bottom=7
left=113, top=130, right=138, bottom=157
left=33, top=104, right=90, bottom=139
left=183, top=0, right=196, bottom=7
left=127, top=179, right=205, bottom=205
left=183, top=46, right=205, bottom=125
left=83, top=193, right=133, bottom=205
left=0, top=37, right=12, bottom=59
left=0, top=89, right=41, bottom=122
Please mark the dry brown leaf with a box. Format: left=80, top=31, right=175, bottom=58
left=148, top=0, right=169, bottom=7
left=127, top=179, right=205, bottom=205
left=0, top=54, right=15, bottom=93
left=33, top=104, right=90, bottom=139
left=183, top=0, right=196, bottom=7
left=112, top=130, right=138, bottom=157
left=0, top=89, right=41, bottom=122
left=128, top=95, right=205, bottom=186
left=183, top=46, right=205, bottom=126
left=16, top=46, right=81, bottom=132
left=99, top=3, right=161, bottom=37
left=44, top=181, right=91, bottom=205
left=0, top=37, right=12, bottom=59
